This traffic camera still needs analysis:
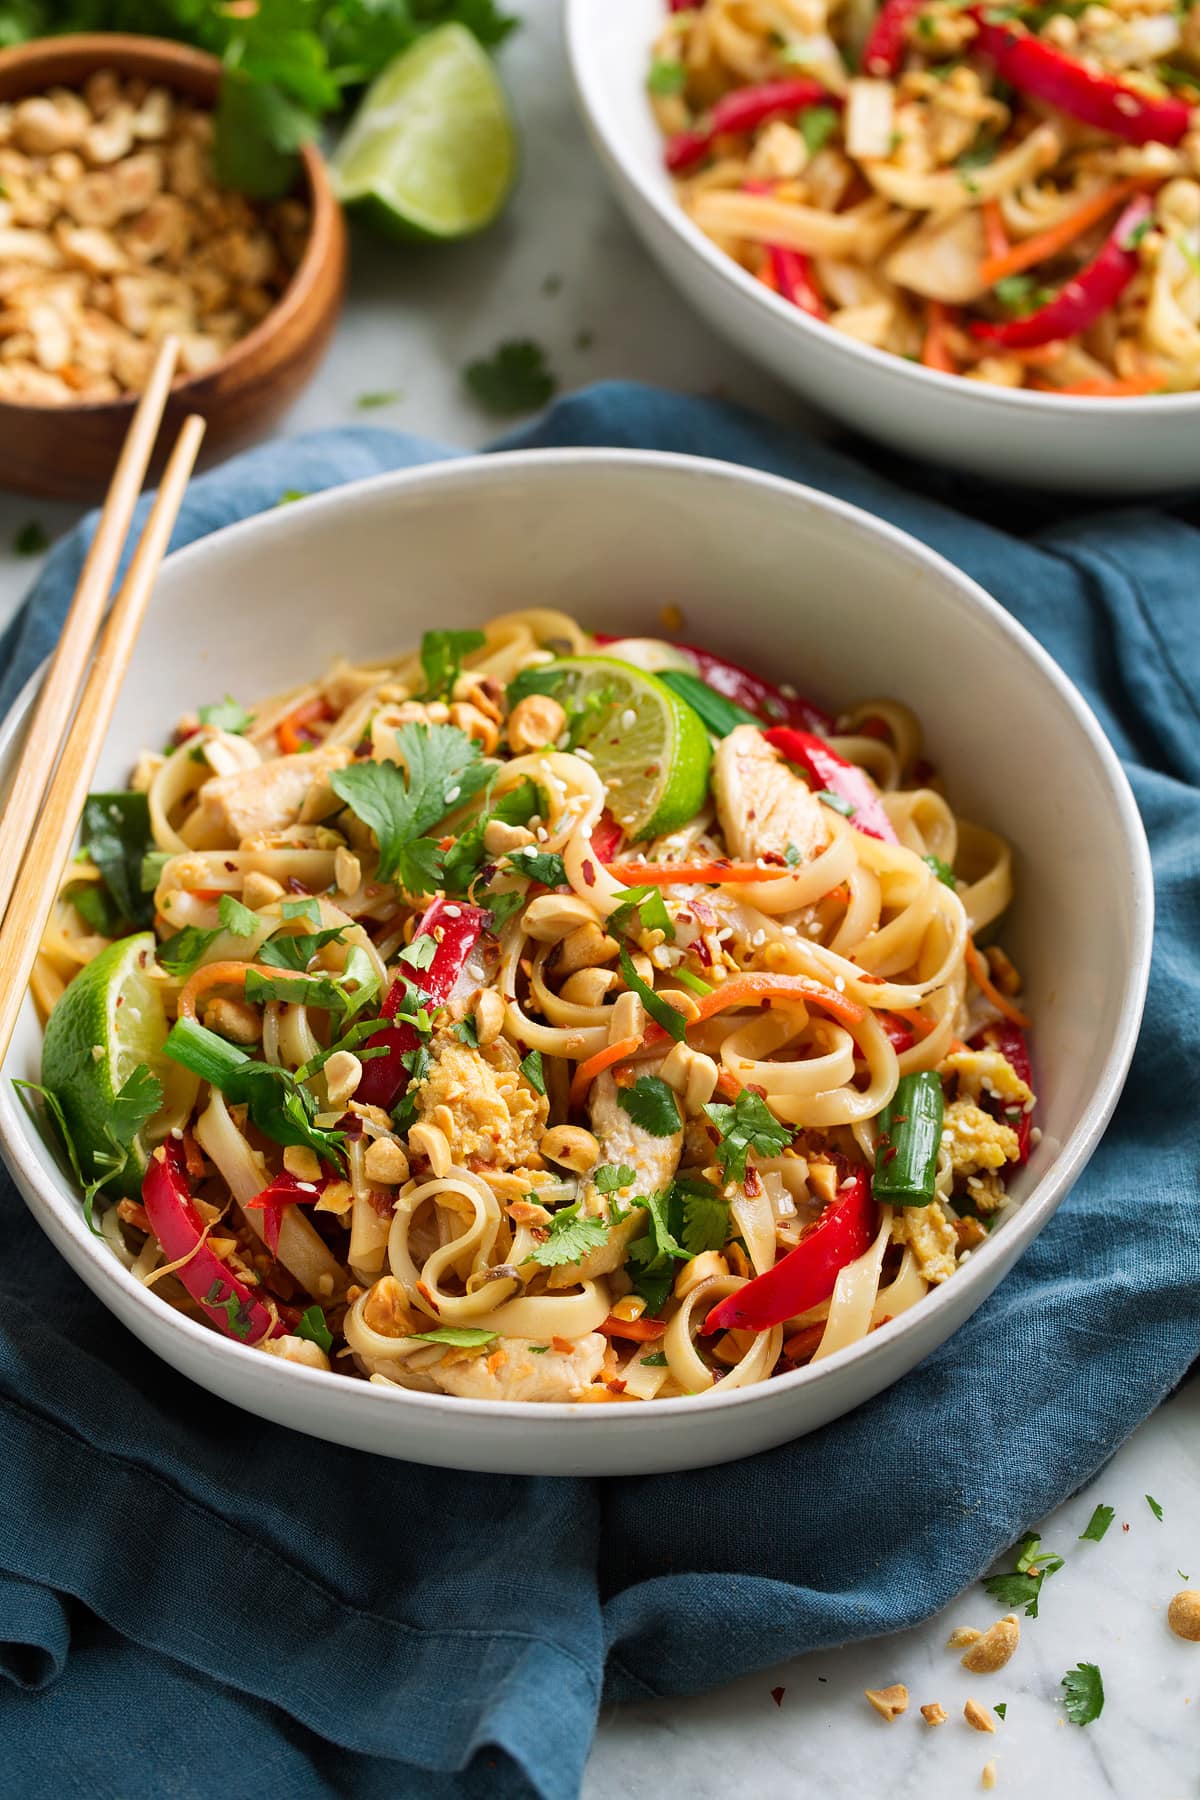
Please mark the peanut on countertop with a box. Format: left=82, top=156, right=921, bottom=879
left=0, top=70, right=309, bottom=404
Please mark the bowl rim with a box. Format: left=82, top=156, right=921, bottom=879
left=0, top=31, right=340, bottom=421
left=0, top=446, right=1156, bottom=1433
left=563, top=0, right=1199, bottom=421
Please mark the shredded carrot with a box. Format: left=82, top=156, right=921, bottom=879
left=978, top=180, right=1140, bottom=286
left=599, top=1314, right=668, bottom=1342
left=783, top=1322, right=826, bottom=1364
left=965, top=939, right=1032, bottom=1029
left=1031, top=373, right=1164, bottom=397
left=921, top=301, right=958, bottom=374
left=275, top=696, right=331, bottom=756
left=714, top=1068, right=742, bottom=1100
left=568, top=1034, right=642, bottom=1110
left=603, top=859, right=792, bottom=885
left=176, top=959, right=310, bottom=1020
left=892, top=1007, right=938, bottom=1041
left=644, top=971, right=865, bottom=1047
left=981, top=198, right=1010, bottom=265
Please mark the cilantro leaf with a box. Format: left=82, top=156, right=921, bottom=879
left=204, top=1279, right=255, bottom=1341
left=801, top=103, right=838, bottom=156
left=924, top=853, right=957, bottom=888
left=356, top=390, right=402, bottom=410
left=609, top=884, right=675, bottom=942
left=17, top=1064, right=162, bottom=1230
left=675, top=1175, right=730, bottom=1255
left=1146, top=1494, right=1164, bottom=1521
left=164, top=1017, right=343, bottom=1170
left=526, top=1203, right=608, bottom=1268
left=464, top=339, right=558, bottom=416
left=258, top=926, right=346, bottom=971
left=814, top=789, right=854, bottom=818
left=65, top=879, right=123, bottom=938
left=330, top=725, right=492, bottom=891
left=407, top=1326, right=499, bottom=1348
left=626, top=1188, right=688, bottom=1310
left=218, top=893, right=258, bottom=936
left=703, top=1089, right=790, bottom=1184
left=1061, top=1662, right=1104, bottom=1726
left=483, top=889, right=525, bottom=933
left=419, top=629, right=486, bottom=700
left=594, top=1162, right=637, bottom=1194
left=1079, top=1504, right=1115, bottom=1542
left=617, top=1075, right=681, bottom=1138
left=198, top=696, right=255, bottom=734
left=647, top=57, right=686, bottom=95
left=618, top=945, right=687, bottom=1044
left=157, top=924, right=222, bottom=979
left=398, top=934, right=438, bottom=974
left=442, top=777, right=540, bottom=895
left=296, top=1304, right=333, bottom=1354
left=640, top=1351, right=668, bottom=1367
left=282, top=896, right=322, bottom=924
left=520, top=1050, right=546, bottom=1096
left=453, top=1015, right=480, bottom=1048
left=983, top=1534, right=1065, bottom=1618
left=295, top=1013, right=389, bottom=1081
left=505, top=847, right=567, bottom=887
left=83, top=792, right=154, bottom=929
left=994, top=1703, right=1007, bottom=1721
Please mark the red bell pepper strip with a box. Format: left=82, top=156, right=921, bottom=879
left=741, top=181, right=829, bottom=321
left=668, top=0, right=699, bottom=10
left=590, top=808, right=624, bottom=863
left=969, top=1019, right=1035, bottom=1164
left=971, top=13, right=1190, bottom=146
left=243, top=1170, right=326, bottom=1255
left=665, top=78, right=837, bottom=173
left=703, top=1169, right=877, bottom=1334
left=353, top=897, right=489, bottom=1111
left=763, top=725, right=899, bottom=843
left=971, top=195, right=1151, bottom=350
left=142, top=1139, right=282, bottom=1345
left=862, top=0, right=924, bottom=78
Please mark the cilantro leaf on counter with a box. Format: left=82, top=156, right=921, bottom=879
left=464, top=339, right=558, bottom=416
left=993, top=1703, right=1007, bottom=1721
left=525, top=1203, right=608, bottom=1269
left=618, top=1075, right=681, bottom=1139
left=356, top=390, right=402, bottom=410
left=1146, top=1494, right=1164, bottom=1521
left=703, top=1089, right=791, bottom=1185
left=330, top=724, right=491, bottom=892
left=453, top=1015, right=480, bottom=1048
left=1079, top=1504, right=1115, bottom=1543
left=1061, top=1662, right=1104, bottom=1726
left=983, top=1533, right=1065, bottom=1619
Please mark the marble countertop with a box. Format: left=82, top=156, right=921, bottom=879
left=0, top=4, right=1193, bottom=1793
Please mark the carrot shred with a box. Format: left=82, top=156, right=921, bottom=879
left=599, top=1314, right=668, bottom=1342
left=978, top=180, right=1140, bottom=286
left=602, top=859, right=792, bottom=885
left=892, top=1006, right=937, bottom=1041
left=981, top=198, right=1010, bottom=265
left=568, top=1035, right=643, bottom=1110
left=275, top=696, right=332, bottom=756
left=921, top=301, right=958, bottom=374
left=1031, top=373, right=1163, bottom=397
left=176, top=959, right=311, bottom=1020
left=643, top=970, right=865, bottom=1047
left=965, top=939, right=1032, bottom=1029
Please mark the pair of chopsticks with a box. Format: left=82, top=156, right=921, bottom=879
left=0, top=337, right=205, bottom=1064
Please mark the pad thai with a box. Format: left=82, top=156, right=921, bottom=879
left=27, top=610, right=1037, bottom=1404
left=649, top=0, right=1200, bottom=394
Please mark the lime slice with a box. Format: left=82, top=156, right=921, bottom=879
left=511, top=656, right=712, bottom=840
left=41, top=932, right=168, bottom=1198
left=330, top=24, right=518, bottom=241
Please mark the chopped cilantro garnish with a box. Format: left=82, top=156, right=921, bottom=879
left=164, top=1016, right=344, bottom=1170
left=923, top=853, right=957, bottom=888
left=407, top=1326, right=499, bottom=1348
left=993, top=1703, right=1007, bottom=1721
left=640, top=1351, right=668, bottom=1367
left=506, top=847, right=568, bottom=887
left=993, top=273, right=1055, bottom=318
left=609, top=884, right=675, bottom=942
left=453, top=1015, right=480, bottom=1049
left=330, top=724, right=492, bottom=893
left=1146, top=1494, right=1164, bottom=1521
left=1079, top=1504, right=1115, bottom=1543
left=814, top=789, right=854, bottom=818
left=617, top=1075, right=681, bottom=1138
left=398, top=933, right=438, bottom=974
left=783, top=841, right=802, bottom=868
left=618, top=945, right=687, bottom=1043
left=356, top=390, right=402, bottom=410
left=703, top=1089, right=790, bottom=1185
left=204, top=1280, right=254, bottom=1340
left=281, top=896, right=321, bottom=924
left=442, top=778, right=540, bottom=895
left=296, top=1305, right=334, bottom=1354
left=218, top=894, right=258, bottom=937
left=675, top=1174, right=730, bottom=1255
left=520, top=1050, right=546, bottom=1096
left=198, top=696, right=255, bottom=734
left=647, top=57, right=686, bottom=95
left=483, top=889, right=526, bottom=933
left=464, top=339, right=558, bottom=416
left=593, top=1162, right=637, bottom=1194
left=418, top=629, right=486, bottom=701
left=1061, top=1662, right=1104, bottom=1726
left=525, top=1202, right=608, bottom=1268
left=626, top=1187, right=688, bottom=1311
left=258, top=925, right=346, bottom=972
left=83, top=792, right=154, bottom=930
left=800, top=103, right=838, bottom=156
left=157, top=891, right=259, bottom=977
left=983, top=1533, right=1065, bottom=1618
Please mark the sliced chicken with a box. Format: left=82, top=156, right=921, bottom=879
left=548, top=1068, right=683, bottom=1287
left=885, top=209, right=988, bottom=305
left=187, top=744, right=349, bottom=848
left=713, top=725, right=827, bottom=863
left=429, top=1332, right=606, bottom=1402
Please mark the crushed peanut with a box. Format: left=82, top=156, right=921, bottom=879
left=982, top=1761, right=998, bottom=1791
left=947, top=1626, right=982, bottom=1648
left=864, top=1683, right=909, bottom=1721
left=1168, top=1590, right=1200, bottom=1640
left=920, top=1701, right=948, bottom=1726
left=0, top=71, right=308, bottom=404
left=961, top=1614, right=1020, bottom=1674
left=964, top=1697, right=996, bottom=1733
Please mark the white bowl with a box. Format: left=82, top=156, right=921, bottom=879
left=0, top=450, right=1152, bottom=1473
left=565, top=0, right=1200, bottom=494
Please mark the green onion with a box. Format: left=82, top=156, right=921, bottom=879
left=872, top=1071, right=945, bottom=1206
left=658, top=670, right=759, bottom=738
left=164, top=1015, right=251, bottom=1087
left=619, top=946, right=687, bottom=1043
left=672, top=966, right=714, bottom=997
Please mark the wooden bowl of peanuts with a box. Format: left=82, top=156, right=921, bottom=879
left=0, top=34, right=347, bottom=500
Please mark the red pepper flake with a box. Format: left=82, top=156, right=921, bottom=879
left=883, top=1145, right=899, bottom=1165
left=744, top=1165, right=763, bottom=1198
left=416, top=1281, right=439, bottom=1311
left=287, top=876, right=311, bottom=894
left=770, top=1687, right=785, bottom=1708
left=1122, top=1522, right=1131, bottom=1532
left=582, top=859, right=596, bottom=886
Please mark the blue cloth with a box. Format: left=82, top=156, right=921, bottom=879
left=0, top=384, right=1196, bottom=1800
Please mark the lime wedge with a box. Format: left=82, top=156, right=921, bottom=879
left=510, top=656, right=712, bottom=841
left=330, top=24, right=518, bottom=241
left=41, top=932, right=168, bottom=1198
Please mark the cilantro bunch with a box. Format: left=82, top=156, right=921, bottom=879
left=0, top=0, right=518, bottom=196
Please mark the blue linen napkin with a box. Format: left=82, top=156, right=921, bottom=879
left=0, top=384, right=1196, bottom=1800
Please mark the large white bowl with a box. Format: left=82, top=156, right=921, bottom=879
left=0, top=451, right=1152, bottom=1474
left=566, top=0, right=1199, bottom=494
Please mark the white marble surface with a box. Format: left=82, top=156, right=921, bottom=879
left=0, top=5, right=1193, bottom=1795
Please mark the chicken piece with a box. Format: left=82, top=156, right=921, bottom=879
left=942, top=1047, right=1033, bottom=1110
left=942, top=1100, right=1020, bottom=1178
left=547, top=1069, right=683, bottom=1288
left=712, top=725, right=827, bottom=864
left=891, top=1199, right=957, bottom=1283
left=187, top=744, right=349, bottom=848
left=414, top=1036, right=547, bottom=1168
left=884, top=209, right=989, bottom=305
left=426, top=1333, right=606, bottom=1402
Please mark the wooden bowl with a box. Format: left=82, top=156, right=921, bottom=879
left=0, top=34, right=347, bottom=501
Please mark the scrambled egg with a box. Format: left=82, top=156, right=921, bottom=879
left=892, top=1199, right=957, bottom=1284
left=942, top=1047, right=1033, bottom=1110
left=415, top=1036, right=547, bottom=1167
left=942, top=1099, right=1020, bottom=1177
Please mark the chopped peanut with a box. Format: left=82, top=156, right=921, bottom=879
left=921, top=1701, right=948, bottom=1726
left=964, top=1698, right=996, bottom=1734
left=865, top=1684, right=908, bottom=1721
left=947, top=1626, right=982, bottom=1648
left=961, top=1615, right=1020, bottom=1674
left=362, top=1137, right=410, bottom=1186
left=982, top=1762, right=998, bottom=1791
left=507, top=694, right=567, bottom=753
left=1168, top=1590, right=1200, bottom=1640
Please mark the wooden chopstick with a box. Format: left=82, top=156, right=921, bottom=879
left=0, top=335, right=181, bottom=925
left=0, top=411, right=206, bottom=1067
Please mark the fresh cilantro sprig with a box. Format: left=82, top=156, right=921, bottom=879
left=520, top=1050, right=546, bottom=1096
left=16, top=1066, right=162, bottom=1231
left=442, top=777, right=540, bottom=896
left=525, top=1202, right=608, bottom=1268
left=157, top=891, right=260, bottom=977
left=617, top=1075, right=681, bottom=1138
left=407, top=1325, right=499, bottom=1348
left=418, top=629, right=486, bottom=701
left=1146, top=1494, right=1164, bottom=1521
left=198, top=696, right=255, bottom=734
left=982, top=1533, right=1065, bottom=1619
left=330, top=723, right=492, bottom=894
left=505, top=847, right=567, bottom=888
left=1061, top=1662, right=1104, bottom=1726
left=626, top=1187, right=688, bottom=1313
left=703, top=1089, right=790, bottom=1185
left=593, top=1163, right=637, bottom=1195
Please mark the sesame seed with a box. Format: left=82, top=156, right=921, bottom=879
left=620, top=708, right=637, bottom=729
left=443, top=905, right=461, bottom=918
left=444, top=786, right=461, bottom=805
left=575, top=747, right=595, bottom=763
left=536, top=826, right=549, bottom=842
left=834, top=976, right=845, bottom=992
